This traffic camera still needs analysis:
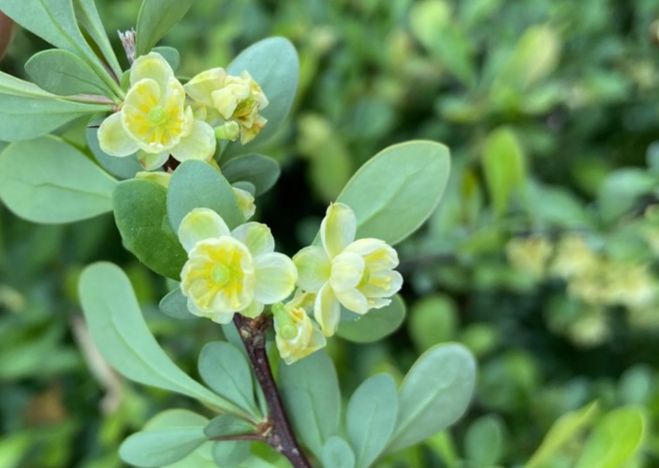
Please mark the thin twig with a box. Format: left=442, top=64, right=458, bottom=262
left=233, top=314, right=312, bottom=468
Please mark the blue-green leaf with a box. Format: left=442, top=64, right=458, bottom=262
left=221, top=154, right=280, bottom=196
left=336, top=141, right=451, bottom=245
left=347, top=374, right=398, bottom=468
left=322, top=437, right=356, bottom=468
left=167, top=160, right=244, bottom=231
left=338, top=295, right=406, bottom=343
left=135, top=0, right=195, bottom=56
left=0, top=136, right=116, bottom=223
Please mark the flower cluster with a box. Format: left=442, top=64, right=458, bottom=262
left=178, top=203, right=402, bottom=363
left=98, top=52, right=268, bottom=170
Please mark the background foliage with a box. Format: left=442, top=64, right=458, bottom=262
left=1, top=0, right=659, bottom=466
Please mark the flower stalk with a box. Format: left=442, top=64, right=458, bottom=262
left=233, top=314, right=312, bottom=468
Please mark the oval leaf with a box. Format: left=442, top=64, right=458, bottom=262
left=224, top=37, right=299, bottom=155
left=204, top=415, right=255, bottom=439
left=336, top=140, right=451, bottom=245
left=347, top=374, right=398, bottom=468
left=120, top=428, right=206, bottom=467
left=221, top=154, right=280, bottom=196
left=464, top=415, right=505, bottom=467
left=198, top=342, right=260, bottom=417
left=0, top=136, right=116, bottom=223
left=279, top=351, right=341, bottom=459
left=322, top=437, right=356, bottom=468
left=167, top=160, right=244, bottom=231
left=113, top=179, right=187, bottom=279
left=575, top=407, right=645, bottom=468
left=387, top=343, right=476, bottom=453
left=338, top=295, right=406, bottom=343
left=136, top=0, right=195, bottom=56
left=159, top=287, right=196, bottom=320
left=78, top=262, right=237, bottom=413
left=25, top=49, right=112, bottom=96
left=86, top=119, right=141, bottom=179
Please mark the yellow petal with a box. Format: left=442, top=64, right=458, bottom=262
left=314, top=283, right=341, bottom=337
left=321, top=202, right=356, bottom=258
left=293, top=246, right=331, bottom=292
left=178, top=207, right=230, bottom=252
left=231, top=222, right=275, bottom=257
left=135, top=171, right=171, bottom=188
left=184, top=67, right=227, bottom=107
left=345, top=238, right=399, bottom=271
left=136, top=150, right=168, bottom=170
left=231, top=187, right=256, bottom=220
left=130, top=52, right=175, bottom=92
left=98, top=112, right=138, bottom=157
left=330, top=252, right=365, bottom=292
left=171, top=119, right=216, bottom=162
left=253, top=252, right=297, bottom=304
left=335, top=288, right=368, bottom=315
left=241, top=301, right=264, bottom=319
left=361, top=270, right=403, bottom=298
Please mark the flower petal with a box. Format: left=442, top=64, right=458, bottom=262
left=178, top=207, right=230, bottom=252
left=171, top=119, right=216, bottom=162
left=232, top=187, right=256, bottom=220
left=186, top=297, right=234, bottom=323
left=345, top=238, right=399, bottom=271
left=240, top=301, right=264, bottom=319
left=330, top=252, right=365, bottom=292
left=130, top=52, right=175, bottom=92
left=136, top=150, right=168, bottom=170
left=98, top=112, right=138, bottom=157
left=293, top=246, right=331, bottom=292
left=361, top=270, right=403, bottom=298
left=314, top=283, right=341, bottom=337
left=320, top=202, right=356, bottom=258
left=184, top=68, right=227, bottom=107
left=335, top=288, right=369, bottom=315
left=253, top=252, right=297, bottom=304
left=232, top=222, right=275, bottom=257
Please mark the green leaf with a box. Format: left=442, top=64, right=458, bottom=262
left=526, top=402, right=599, bottom=467
left=322, top=437, right=356, bottom=468
left=387, top=343, right=476, bottom=453
left=198, top=342, right=260, bottom=417
left=575, top=407, right=645, bottom=468
left=113, top=179, right=187, bottom=279
left=336, top=141, right=451, bottom=245
left=212, top=441, right=252, bottom=467
left=0, top=136, right=116, bottom=223
left=347, top=374, right=398, bottom=468
left=159, top=287, right=196, bottom=320
left=86, top=118, right=141, bottom=179
left=135, top=0, right=195, bottom=56
left=338, top=295, right=406, bottom=343
left=0, top=0, right=119, bottom=95
left=408, top=295, right=458, bottom=352
left=221, top=154, right=281, bottom=196
left=224, top=37, right=299, bottom=155
left=167, top=160, right=244, bottom=231
left=204, top=415, right=254, bottom=439
left=73, top=0, right=122, bottom=77
left=78, top=263, right=237, bottom=412
left=464, top=415, right=505, bottom=466
left=0, top=92, right=111, bottom=141
left=279, top=351, right=341, bottom=459
left=482, top=127, right=526, bottom=217
left=25, top=49, right=112, bottom=96
left=120, top=427, right=206, bottom=467
left=153, top=46, right=181, bottom=71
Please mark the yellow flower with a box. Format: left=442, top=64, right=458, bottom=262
left=98, top=53, right=216, bottom=170
left=506, top=235, right=553, bottom=279
left=178, top=208, right=297, bottom=323
left=293, top=203, right=402, bottom=337
left=550, top=234, right=598, bottom=279
left=185, top=68, right=268, bottom=144
left=273, top=293, right=326, bottom=365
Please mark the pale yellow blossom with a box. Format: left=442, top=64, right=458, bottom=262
left=506, top=235, right=553, bottom=279
left=178, top=208, right=297, bottom=323
left=293, top=203, right=402, bottom=337
left=273, top=292, right=326, bottom=364
left=98, top=53, right=216, bottom=170
left=185, top=68, right=268, bottom=144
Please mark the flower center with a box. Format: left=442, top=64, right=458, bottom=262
left=211, top=264, right=231, bottom=286
left=147, top=106, right=168, bottom=126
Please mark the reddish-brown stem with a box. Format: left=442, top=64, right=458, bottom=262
left=0, top=12, right=14, bottom=61
left=233, top=314, right=312, bottom=468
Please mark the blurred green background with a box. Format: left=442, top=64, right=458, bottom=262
left=2, top=0, right=659, bottom=466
